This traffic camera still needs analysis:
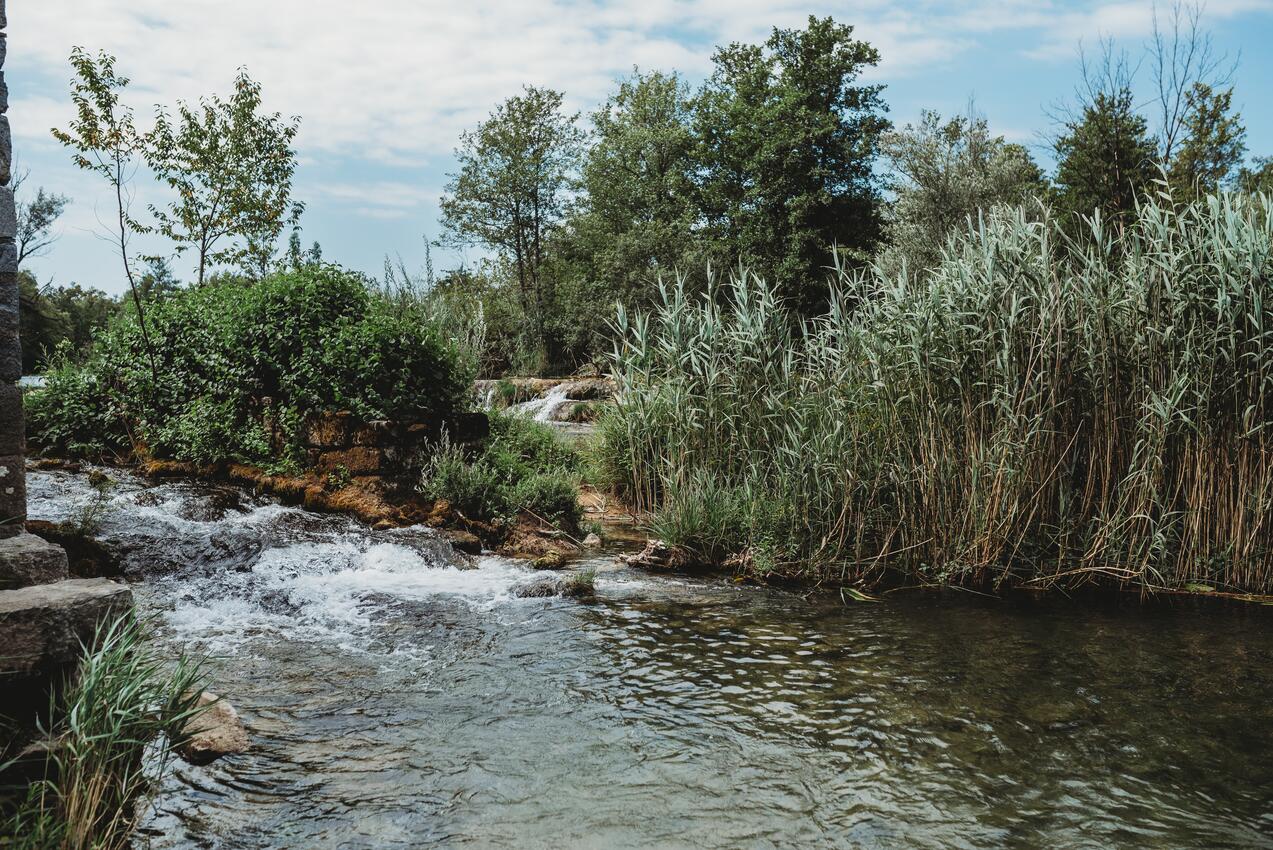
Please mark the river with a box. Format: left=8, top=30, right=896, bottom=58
left=27, top=468, right=1273, bottom=849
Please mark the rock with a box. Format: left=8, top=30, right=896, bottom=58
left=0, top=578, right=132, bottom=675
left=178, top=692, right=249, bottom=765
left=582, top=533, right=602, bottom=549
left=316, top=446, right=383, bottom=475
left=532, top=551, right=566, bottom=570
left=446, top=529, right=482, bottom=555
left=305, top=412, right=352, bottom=449
left=620, top=539, right=694, bottom=571
left=514, top=573, right=593, bottom=599
left=0, top=450, right=25, bottom=535
left=558, top=378, right=616, bottom=401
left=0, top=532, right=68, bottom=587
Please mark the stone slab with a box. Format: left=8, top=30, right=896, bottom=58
left=0, top=185, right=13, bottom=239
left=0, top=116, right=9, bottom=186
left=0, top=531, right=67, bottom=588
left=0, top=578, right=133, bottom=674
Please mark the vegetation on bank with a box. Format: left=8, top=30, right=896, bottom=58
left=419, top=412, right=582, bottom=529
left=26, top=264, right=473, bottom=466
left=2, top=614, right=207, bottom=850
left=597, top=189, right=1273, bottom=595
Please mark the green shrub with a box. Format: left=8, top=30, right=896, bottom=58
left=419, top=412, right=581, bottom=526
left=26, top=265, right=474, bottom=465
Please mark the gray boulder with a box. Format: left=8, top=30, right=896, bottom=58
left=0, top=578, right=132, bottom=674
left=178, top=691, right=250, bottom=765
left=0, top=532, right=68, bottom=588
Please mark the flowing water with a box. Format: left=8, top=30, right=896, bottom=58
left=27, top=469, right=1273, bottom=849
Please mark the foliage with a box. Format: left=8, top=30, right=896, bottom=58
left=1235, top=156, right=1273, bottom=194
left=1, top=613, right=207, bottom=850
left=1167, top=82, right=1246, bottom=197
left=440, top=87, right=585, bottom=372
left=13, top=171, right=71, bottom=269
left=879, top=108, right=1046, bottom=276
left=146, top=70, right=302, bottom=282
left=1053, top=86, right=1157, bottom=225
left=693, top=15, right=889, bottom=314
left=419, top=411, right=581, bottom=526
left=26, top=264, right=474, bottom=465
left=601, top=190, right=1273, bottom=593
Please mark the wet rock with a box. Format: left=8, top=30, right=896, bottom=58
left=446, top=529, right=483, bottom=555
left=178, top=692, right=249, bottom=765
left=0, top=531, right=68, bottom=587
left=532, top=551, right=566, bottom=570
left=582, top=533, right=602, bottom=549
left=0, top=578, right=132, bottom=675
left=558, top=377, right=616, bottom=401
left=176, top=487, right=247, bottom=523
left=514, top=573, right=594, bottom=599
left=24, top=520, right=121, bottom=578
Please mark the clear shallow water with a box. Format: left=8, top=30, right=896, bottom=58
left=28, top=470, right=1273, bottom=849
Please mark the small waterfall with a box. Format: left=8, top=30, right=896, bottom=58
left=508, top=384, right=571, bottom=422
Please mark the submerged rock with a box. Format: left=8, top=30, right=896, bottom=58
left=582, top=533, right=602, bottom=549
left=514, top=572, right=594, bottom=599
left=179, top=692, right=250, bottom=765
left=620, top=539, right=694, bottom=571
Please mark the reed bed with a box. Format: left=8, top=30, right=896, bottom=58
left=597, top=191, right=1273, bottom=592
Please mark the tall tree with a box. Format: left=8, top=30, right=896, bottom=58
left=880, top=108, right=1046, bottom=275
left=693, top=16, right=889, bottom=313
left=562, top=70, right=700, bottom=328
left=1053, top=77, right=1157, bottom=225
left=12, top=170, right=71, bottom=269
left=1167, top=82, right=1245, bottom=196
left=146, top=70, right=302, bottom=284
left=439, top=86, right=584, bottom=368
left=1235, top=156, right=1273, bottom=194
left=51, top=47, right=158, bottom=386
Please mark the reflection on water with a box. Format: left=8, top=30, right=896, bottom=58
left=27, top=470, right=1273, bottom=849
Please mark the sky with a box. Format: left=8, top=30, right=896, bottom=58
left=10, top=0, right=1273, bottom=294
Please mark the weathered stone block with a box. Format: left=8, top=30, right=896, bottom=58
left=306, top=412, right=351, bottom=448
left=0, top=35, right=7, bottom=72
left=0, top=1, right=6, bottom=32
left=0, top=532, right=68, bottom=588
left=0, top=383, right=22, bottom=453
left=0, top=332, right=18, bottom=382
left=0, top=116, right=9, bottom=186
left=0, top=238, right=15, bottom=274
left=0, top=451, right=25, bottom=534
left=316, top=446, right=383, bottom=475
left=0, top=185, right=13, bottom=238
left=0, top=579, right=133, bottom=675
left=350, top=419, right=395, bottom=447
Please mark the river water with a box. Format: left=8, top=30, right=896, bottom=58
left=27, top=469, right=1273, bottom=849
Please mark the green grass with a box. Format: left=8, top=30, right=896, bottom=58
left=2, top=613, right=207, bottom=850
left=599, top=189, right=1273, bottom=593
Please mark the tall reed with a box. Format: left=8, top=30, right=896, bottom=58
left=598, top=191, right=1273, bottom=592
left=3, top=614, right=206, bottom=850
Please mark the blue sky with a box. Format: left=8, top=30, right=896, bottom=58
left=11, top=0, right=1273, bottom=294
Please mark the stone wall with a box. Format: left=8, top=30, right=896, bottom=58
left=0, top=0, right=22, bottom=537
left=302, top=410, right=489, bottom=476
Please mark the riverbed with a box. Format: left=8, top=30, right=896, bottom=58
left=27, top=469, right=1273, bottom=849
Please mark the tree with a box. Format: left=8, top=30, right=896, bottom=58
left=880, top=108, right=1046, bottom=274
left=1235, top=156, right=1273, bottom=194
left=1166, top=82, right=1245, bottom=196
left=51, top=47, right=158, bottom=386
left=693, top=16, right=889, bottom=313
left=1052, top=53, right=1157, bottom=225
left=1149, top=1, right=1234, bottom=168
left=12, top=170, right=71, bottom=268
left=17, top=272, right=72, bottom=372
left=146, top=70, right=302, bottom=285
left=439, top=86, right=584, bottom=369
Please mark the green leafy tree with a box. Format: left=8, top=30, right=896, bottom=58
left=17, top=271, right=72, bottom=372
left=47, top=283, right=119, bottom=352
left=12, top=170, right=71, bottom=269
left=439, top=86, right=584, bottom=370
left=1235, top=156, right=1273, bottom=194
left=693, top=16, right=889, bottom=313
left=555, top=69, right=701, bottom=365
left=880, top=108, right=1046, bottom=274
left=1167, top=82, right=1245, bottom=196
left=146, top=70, right=303, bottom=284
left=50, top=47, right=159, bottom=386
left=1053, top=86, right=1157, bottom=224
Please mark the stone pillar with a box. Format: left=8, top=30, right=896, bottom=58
left=0, top=0, right=24, bottom=538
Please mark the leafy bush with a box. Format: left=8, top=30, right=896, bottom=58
left=419, top=412, right=581, bottom=526
left=603, top=190, right=1273, bottom=593
left=26, top=264, right=474, bottom=465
